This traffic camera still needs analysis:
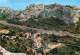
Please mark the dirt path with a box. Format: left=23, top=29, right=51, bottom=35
left=0, top=21, right=80, bottom=38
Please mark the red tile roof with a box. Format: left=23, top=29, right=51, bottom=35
left=9, top=37, right=13, bottom=39
left=33, top=33, right=40, bottom=36
left=35, top=53, right=42, bottom=55
left=25, top=32, right=28, bottom=34
left=23, top=32, right=29, bottom=36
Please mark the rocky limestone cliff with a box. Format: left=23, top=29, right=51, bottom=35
left=11, top=3, right=80, bottom=24
left=0, top=46, right=26, bottom=55
left=0, top=6, right=13, bottom=20
left=39, top=4, right=80, bottom=24
left=0, top=6, right=12, bottom=13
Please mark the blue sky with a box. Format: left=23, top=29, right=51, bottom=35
left=0, top=0, right=80, bottom=10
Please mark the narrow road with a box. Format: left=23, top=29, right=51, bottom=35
left=65, top=44, right=80, bottom=47
left=0, top=21, right=80, bottom=38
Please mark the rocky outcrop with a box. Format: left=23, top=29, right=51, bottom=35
left=0, top=6, right=13, bottom=20
left=0, top=6, right=12, bottom=13
left=0, top=46, right=27, bottom=55
left=39, top=5, right=80, bottom=24
left=27, top=3, right=44, bottom=10
left=12, top=3, right=80, bottom=24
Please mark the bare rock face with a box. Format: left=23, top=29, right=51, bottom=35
left=0, top=46, right=27, bottom=55
left=39, top=5, right=80, bottom=24
left=12, top=3, right=80, bottom=24
left=0, top=6, right=13, bottom=20
left=0, top=6, right=12, bottom=13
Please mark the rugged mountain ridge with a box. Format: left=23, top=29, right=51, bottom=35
left=0, top=6, right=12, bottom=20
left=0, top=6, right=12, bottom=13
left=5, top=3, right=80, bottom=24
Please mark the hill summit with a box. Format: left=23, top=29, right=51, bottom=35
left=7, top=3, right=80, bottom=24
